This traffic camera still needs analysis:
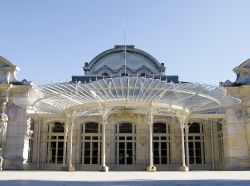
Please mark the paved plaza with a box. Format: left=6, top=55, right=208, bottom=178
left=0, top=171, right=250, bottom=186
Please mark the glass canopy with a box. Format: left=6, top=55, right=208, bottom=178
left=14, top=77, right=239, bottom=116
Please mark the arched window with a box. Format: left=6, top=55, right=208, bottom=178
left=121, top=73, right=128, bottom=77
left=187, top=122, right=205, bottom=165
left=189, top=122, right=202, bottom=133
left=116, top=123, right=136, bottom=164
left=153, top=123, right=171, bottom=164
left=81, top=122, right=101, bottom=165
left=140, top=73, right=147, bottom=77
left=102, top=73, right=109, bottom=77
left=46, top=122, right=65, bottom=164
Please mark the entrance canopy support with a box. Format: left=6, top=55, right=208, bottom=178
left=176, top=111, right=190, bottom=172
left=64, top=111, right=76, bottom=171
left=147, top=105, right=157, bottom=172
left=99, top=107, right=109, bottom=172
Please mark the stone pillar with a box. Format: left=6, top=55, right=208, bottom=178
left=179, top=118, right=189, bottom=172
left=185, top=124, right=189, bottom=167
left=66, top=113, right=75, bottom=171
left=99, top=116, right=109, bottom=172
left=68, top=122, right=74, bottom=170
left=147, top=111, right=156, bottom=172
left=63, top=122, right=69, bottom=168
left=36, top=118, right=41, bottom=170
left=223, top=107, right=250, bottom=170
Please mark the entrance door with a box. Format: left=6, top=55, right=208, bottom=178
left=115, top=123, right=136, bottom=165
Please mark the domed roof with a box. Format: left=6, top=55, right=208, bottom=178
left=84, top=45, right=165, bottom=76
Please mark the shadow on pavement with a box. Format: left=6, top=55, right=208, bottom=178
left=0, top=180, right=250, bottom=186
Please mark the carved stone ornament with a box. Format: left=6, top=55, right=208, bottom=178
left=246, top=106, right=250, bottom=117
left=25, top=118, right=33, bottom=140
left=8, top=106, right=17, bottom=120
left=0, top=98, right=8, bottom=146
left=235, top=108, right=243, bottom=119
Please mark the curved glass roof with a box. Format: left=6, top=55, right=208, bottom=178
left=14, top=77, right=239, bottom=116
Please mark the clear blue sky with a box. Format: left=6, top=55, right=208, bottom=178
left=1, top=0, right=250, bottom=85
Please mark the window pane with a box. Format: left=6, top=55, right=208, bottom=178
left=92, top=150, right=98, bottom=156
left=58, top=142, right=64, bottom=148
left=84, top=157, right=90, bottom=164
left=92, top=136, right=98, bottom=140
left=127, top=142, right=132, bottom=149
left=153, top=136, right=159, bottom=140
left=57, top=157, right=63, bottom=164
left=154, top=150, right=159, bottom=156
left=119, top=136, right=125, bottom=140
left=52, top=122, right=64, bottom=133
left=153, top=123, right=166, bottom=133
left=92, top=157, right=98, bottom=164
left=195, top=136, right=201, bottom=140
left=195, top=142, right=201, bottom=149
left=190, top=157, right=194, bottom=164
left=85, top=122, right=99, bottom=133
left=196, top=157, right=202, bottom=164
left=85, top=136, right=91, bottom=140
left=119, top=123, right=133, bottom=133
left=154, top=157, right=159, bottom=164
left=161, top=157, right=167, bottom=164
left=119, top=142, right=125, bottom=149
left=161, top=136, right=166, bottom=140
left=161, top=142, right=167, bottom=149
left=92, top=142, right=98, bottom=150
left=84, top=150, right=90, bottom=156
left=127, top=136, right=132, bottom=140
left=85, top=142, right=90, bottom=149
left=161, top=150, right=167, bottom=156
left=153, top=142, right=159, bottom=149
left=189, top=123, right=201, bottom=133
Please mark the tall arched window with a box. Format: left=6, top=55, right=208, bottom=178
left=81, top=122, right=101, bottom=165
left=46, top=122, right=65, bottom=164
left=115, top=123, right=136, bottom=164
left=188, top=122, right=205, bottom=164
left=153, top=123, right=171, bottom=164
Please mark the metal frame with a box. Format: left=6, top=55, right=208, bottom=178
left=14, top=77, right=239, bottom=120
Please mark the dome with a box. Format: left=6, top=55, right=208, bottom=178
left=84, top=45, right=165, bottom=77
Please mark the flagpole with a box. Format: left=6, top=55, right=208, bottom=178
left=123, top=21, right=127, bottom=76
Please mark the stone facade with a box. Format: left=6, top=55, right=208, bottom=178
left=0, top=46, right=250, bottom=171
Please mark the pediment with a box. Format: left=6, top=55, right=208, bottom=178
left=0, top=56, right=14, bottom=68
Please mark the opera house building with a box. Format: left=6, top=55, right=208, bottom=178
left=0, top=45, right=250, bottom=172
